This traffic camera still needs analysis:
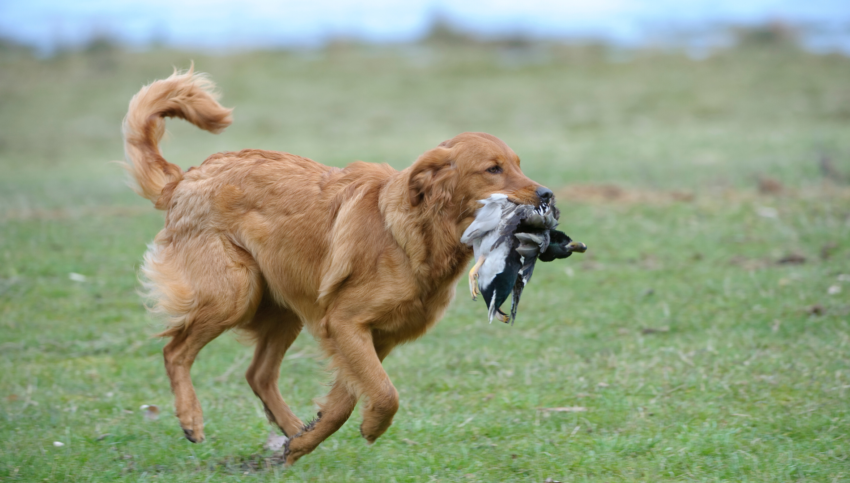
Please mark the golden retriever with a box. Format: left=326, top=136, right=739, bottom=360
left=122, top=67, right=553, bottom=465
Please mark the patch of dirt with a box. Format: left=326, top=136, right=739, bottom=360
left=821, top=242, right=838, bottom=260
left=556, top=184, right=694, bottom=205
left=555, top=183, right=850, bottom=205
left=731, top=253, right=819, bottom=270
left=805, top=304, right=825, bottom=316
left=0, top=205, right=152, bottom=221
left=212, top=453, right=285, bottom=475
left=777, top=253, right=806, bottom=265
left=757, top=176, right=784, bottom=195
left=729, top=256, right=771, bottom=271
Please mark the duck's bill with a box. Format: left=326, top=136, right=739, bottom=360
left=567, top=241, right=587, bottom=253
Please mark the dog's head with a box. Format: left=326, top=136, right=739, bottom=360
left=408, top=132, right=552, bottom=222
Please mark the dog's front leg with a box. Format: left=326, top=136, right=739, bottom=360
left=328, top=320, right=400, bottom=443
left=283, top=318, right=399, bottom=465
left=283, top=377, right=357, bottom=465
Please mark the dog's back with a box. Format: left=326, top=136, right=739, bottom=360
left=123, top=68, right=394, bottom=333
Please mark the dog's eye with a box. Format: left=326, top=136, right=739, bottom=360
left=486, top=166, right=503, bottom=175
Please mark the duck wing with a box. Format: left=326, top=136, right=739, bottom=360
left=461, top=197, right=507, bottom=245
left=507, top=259, right=535, bottom=325
left=491, top=204, right=531, bottom=250
left=483, top=237, right=523, bottom=323
left=507, top=230, right=549, bottom=325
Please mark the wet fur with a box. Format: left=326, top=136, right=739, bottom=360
left=122, top=67, right=544, bottom=465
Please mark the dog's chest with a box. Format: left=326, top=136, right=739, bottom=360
left=372, top=279, right=460, bottom=345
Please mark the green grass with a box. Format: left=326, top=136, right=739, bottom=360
left=1, top=42, right=849, bottom=481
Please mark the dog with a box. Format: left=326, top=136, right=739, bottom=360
left=122, top=67, right=554, bottom=465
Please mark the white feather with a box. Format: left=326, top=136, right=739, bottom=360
left=488, top=291, right=498, bottom=323
left=463, top=195, right=516, bottom=294
left=478, top=240, right=510, bottom=293
left=461, top=194, right=508, bottom=245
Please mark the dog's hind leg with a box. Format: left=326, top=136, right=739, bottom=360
left=163, top=327, right=229, bottom=443
left=243, top=301, right=305, bottom=439
left=148, top=235, right=263, bottom=443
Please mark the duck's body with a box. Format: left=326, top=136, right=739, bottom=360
left=461, top=194, right=561, bottom=324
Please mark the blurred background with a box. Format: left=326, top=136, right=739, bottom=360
left=1, top=0, right=850, bottom=210
left=2, top=2, right=850, bottom=480
left=3, top=0, right=850, bottom=55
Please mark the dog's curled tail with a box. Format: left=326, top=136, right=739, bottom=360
left=122, top=66, right=232, bottom=208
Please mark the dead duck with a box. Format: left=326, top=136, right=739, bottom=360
left=461, top=192, right=583, bottom=324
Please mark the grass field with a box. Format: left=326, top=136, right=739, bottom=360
left=1, top=39, right=850, bottom=481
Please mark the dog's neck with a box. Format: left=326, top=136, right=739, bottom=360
left=380, top=174, right=472, bottom=286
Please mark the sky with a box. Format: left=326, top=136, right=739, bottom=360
left=1, top=0, right=849, bottom=53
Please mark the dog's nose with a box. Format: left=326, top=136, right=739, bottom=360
left=536, top=186, right=554, bottom=203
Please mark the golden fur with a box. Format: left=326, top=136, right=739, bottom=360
left=123, top=67, right=546, bottom=465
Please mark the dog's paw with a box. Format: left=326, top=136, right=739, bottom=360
left=263, top=430, right=289, bottom=452
left=182, top=427, right=204, bottom=443
left=360, top=432, right=376, bottom=445
left=359, top=424, right=382, bottom=445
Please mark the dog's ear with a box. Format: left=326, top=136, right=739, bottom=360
left=408, top=147, right=456, bottom=209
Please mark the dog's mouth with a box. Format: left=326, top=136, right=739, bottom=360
left=535, top=200, right=553, bottom=217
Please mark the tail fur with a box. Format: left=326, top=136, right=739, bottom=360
left=122, top=66, right=232, bottom=209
